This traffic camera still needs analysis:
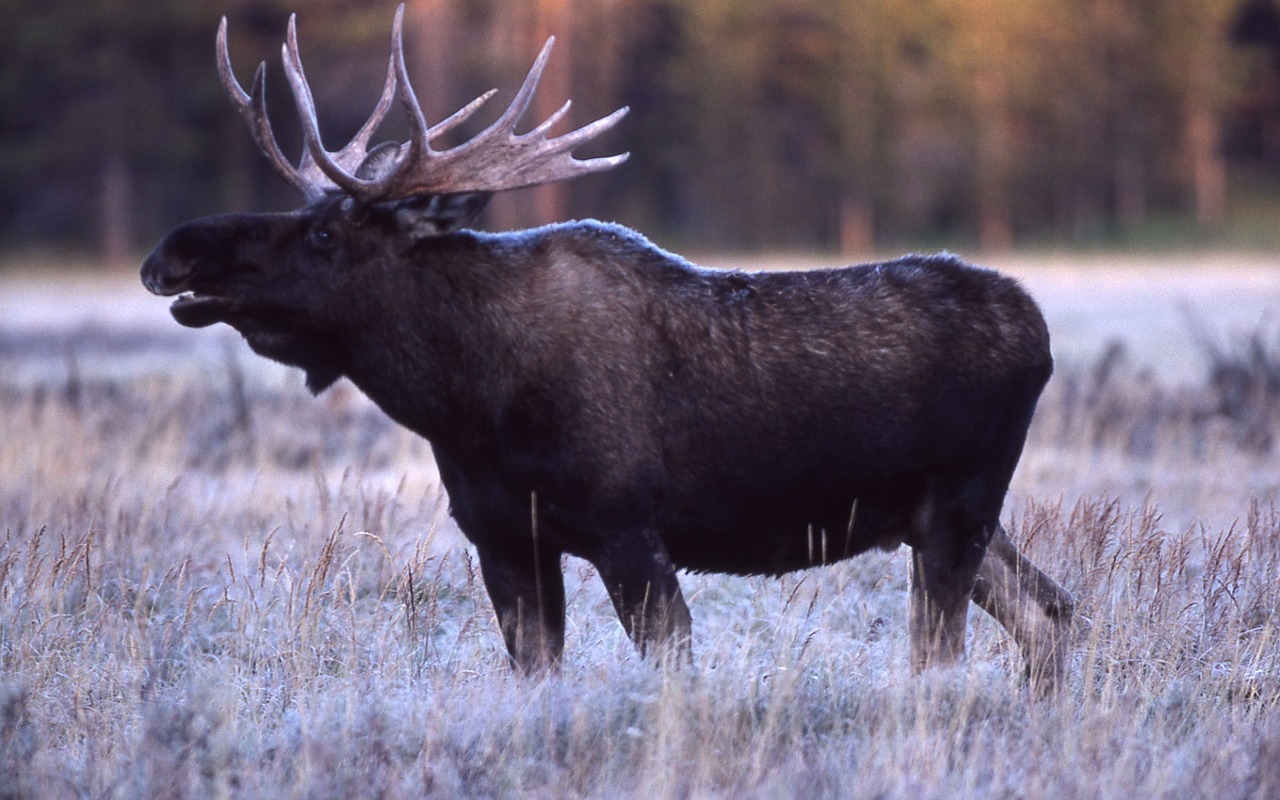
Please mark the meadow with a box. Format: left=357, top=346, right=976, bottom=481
left=3, top=254, right=1280, bottom=798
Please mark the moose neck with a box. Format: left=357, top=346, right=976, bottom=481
left=338, top=230, right=534, bottom=455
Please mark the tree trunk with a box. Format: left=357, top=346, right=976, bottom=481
left=1187, top=107, right=1227, bottom=228
left=409, top=0, right=458, bottom=130
left=100, top=154, right=133, bottom=268
left=485, top=0, right=570, bottom=231
left=1114, top=149, right=1147, bottom=229
left=975, top=74, right=1014, bottom=252
left=529, top=0, right=570, bottom=226
left=838, top=193, right=875, bottom=257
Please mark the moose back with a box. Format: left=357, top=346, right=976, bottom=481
left=142, top=6, right=1073, bottom=689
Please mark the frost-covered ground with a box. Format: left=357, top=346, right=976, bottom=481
left=2, top=253, right=1280, bottom=798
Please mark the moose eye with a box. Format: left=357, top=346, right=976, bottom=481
left=307, top=224, right=338, bottom=250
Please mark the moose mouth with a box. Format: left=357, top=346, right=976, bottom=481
left=170, top=293, right=239, bottom=328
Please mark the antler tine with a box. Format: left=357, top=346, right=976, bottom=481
left=384, top=7, right=500, bottom=167
left=281, top=14, right=386, bottom=196
left=487, top=36, right=557, bottom=137
left=428, top=89, right=499, bottom=142
left=388, top=5, right=501, bottom=146
left=377, top=36, right=631, bottom=198
left=489, top=104, right=632, bottom=189
left=215, top=18, right=250, bottom=106
left=526, top=99, right=573, bottom=139
left=389, top=4, right=429, bottom=157
left=220, top=7, right=628, bottom=204
left=408, top=36, right=555, bottom=164
left=536, top=105, right=630, bottom=154
left=217, top=17, right=323, bottom=199
left=349, top=51, right=399, bottom=155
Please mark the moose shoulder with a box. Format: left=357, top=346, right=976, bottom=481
left=142, top=5, right=1074, bottom=691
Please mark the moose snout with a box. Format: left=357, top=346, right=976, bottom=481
left=140, top=245, right=196, bottom=297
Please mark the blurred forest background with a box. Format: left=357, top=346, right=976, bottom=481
left=3, top=0, right=1280, bottom=266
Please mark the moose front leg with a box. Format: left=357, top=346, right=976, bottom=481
left=972, top=524, right=1074, bottom=693
left=594, top=532, right=692, bottom=664
left=477, top=545, right=566, bottom=672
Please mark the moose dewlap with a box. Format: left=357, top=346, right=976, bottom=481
left=141, top=5, right=1073, bottom=690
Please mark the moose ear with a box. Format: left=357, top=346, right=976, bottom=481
left=394, top=192, right=492, bottom=239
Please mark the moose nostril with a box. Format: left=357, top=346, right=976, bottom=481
left=141, top=254, right=196, bottom=296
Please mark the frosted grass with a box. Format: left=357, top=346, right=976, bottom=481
left=3, top=257, right=1280, bottom=797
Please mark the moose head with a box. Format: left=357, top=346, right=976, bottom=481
left=142, top=4, right=626, bottom=392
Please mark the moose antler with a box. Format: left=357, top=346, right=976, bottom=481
left=216, top=4, right=628, bottom=203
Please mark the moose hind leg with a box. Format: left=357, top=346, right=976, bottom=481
left=477, top=545, right=567, bottom=672
left=972, top=524, right=1074, bottom=692
left=594, top=531, right=692, bottom=665
left=909, top=535, right=986, bottom=673
left=907, top=491, right=995, bottom=672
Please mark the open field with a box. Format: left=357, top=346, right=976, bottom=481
left=3, top=253, right=1280, bottom=797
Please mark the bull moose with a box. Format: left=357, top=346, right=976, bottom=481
left=141, top=6, right=1074, bottom=689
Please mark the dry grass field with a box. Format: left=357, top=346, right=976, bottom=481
left=3, top=253, right=1280, bottom=798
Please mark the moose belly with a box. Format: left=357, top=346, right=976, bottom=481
left=659, top=476, right=923, bottom=576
